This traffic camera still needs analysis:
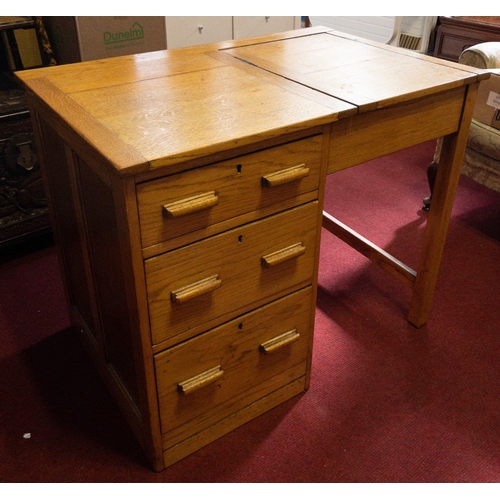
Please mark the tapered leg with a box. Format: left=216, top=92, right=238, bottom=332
left=408, top=83, right=479, bottom=327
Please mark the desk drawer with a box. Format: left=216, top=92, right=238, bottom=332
left=137, top=135, right=322, bottom=249
left=154, top=287, right=313, bottom=443
left=146, top=201, right=318, bottom=347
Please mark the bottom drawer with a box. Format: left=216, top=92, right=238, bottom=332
left=155, top=286, right=314, bottom=447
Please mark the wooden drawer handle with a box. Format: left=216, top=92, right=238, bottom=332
left=178, top=365, right=224, bottom=395
left=163, top=191, right=218, bottom=218
left=262, top=164, right=309, bottom=187
left=171, top=274, right=221, bottom=304
left=261, top=242, right=305, bottom=268
left=260, top=329, right=300, bottom=354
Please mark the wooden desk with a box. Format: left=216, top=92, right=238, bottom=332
left=16, top=27, right=487, bottom=471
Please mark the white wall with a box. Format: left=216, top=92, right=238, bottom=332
left=308, top=16, right=437, bottom=52
left=308, top=16, right=398, bottom=43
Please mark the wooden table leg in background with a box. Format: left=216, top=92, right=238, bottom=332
left=408, top=83, right=479, bottom=327
left=323, top=82, right=480, bottom=328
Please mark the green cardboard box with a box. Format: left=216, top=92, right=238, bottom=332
left=43, top=16, right=167, bottom=64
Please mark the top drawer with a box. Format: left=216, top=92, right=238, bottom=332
left=137, top=135, right=322, bottom=250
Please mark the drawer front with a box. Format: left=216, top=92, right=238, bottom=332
left=146, top=201, right=319, bottom=347
left=154, top=287, right=313, bottom=441
left=137, top=135, right=322, bottom=249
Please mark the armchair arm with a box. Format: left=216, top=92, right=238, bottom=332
left=459, top=42, right=500, bottom=69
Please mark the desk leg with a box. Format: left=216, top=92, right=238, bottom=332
left=408, top=84, right=479, bottom=327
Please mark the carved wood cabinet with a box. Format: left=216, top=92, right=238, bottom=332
left=0, top=17, right=51, bottom=247
left=433, top=16, right=500, bottom=62
left=0, top=87, right=50, bottom=247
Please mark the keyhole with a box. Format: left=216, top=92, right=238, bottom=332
left=238, top=235, right=243, bottom=243
left=236, top=164, right=242, bottom=174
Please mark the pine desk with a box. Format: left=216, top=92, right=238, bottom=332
left=16, top=27, right=488, bottom=471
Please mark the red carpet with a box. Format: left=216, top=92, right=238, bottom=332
left=1, top=140, right=500, bottom=482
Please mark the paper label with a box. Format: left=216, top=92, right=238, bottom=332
left=487, top=91, right=500, bottom=110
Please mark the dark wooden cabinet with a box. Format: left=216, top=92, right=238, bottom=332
left=0, top=81, right=50, bottom=248
left=0, top=17, right=51, bottom=248
left=434, top=16, right=500, bottom=62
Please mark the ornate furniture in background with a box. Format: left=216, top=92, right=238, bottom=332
left=0, top=16, right=55, bottom=248
left=424, top=41, right=500, bottom=209
left=0, top=87, right=49, bottom=248
left=433, top=16, right=500, bottom=62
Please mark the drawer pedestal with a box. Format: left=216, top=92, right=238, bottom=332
left=29, top=105, right=327, bottom=470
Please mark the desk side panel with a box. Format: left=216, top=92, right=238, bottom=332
left=36, top=116, right=97, bottom=337
left=34, top=116, right=157, bottom=461
left=76, top=159, right=141, bottom=405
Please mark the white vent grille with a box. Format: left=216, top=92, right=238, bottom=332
left=399, top=33, right=422, bottom=50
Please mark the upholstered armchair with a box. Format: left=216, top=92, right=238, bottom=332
left=423, top=42, right=500, bottom=210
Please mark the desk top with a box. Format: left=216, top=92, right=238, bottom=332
left=16, top=27, right=488, bottom=176
left=224, top=30, right=486, bottom=112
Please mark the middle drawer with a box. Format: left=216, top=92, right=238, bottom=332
left=145, top=201, right=319, bottom=348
